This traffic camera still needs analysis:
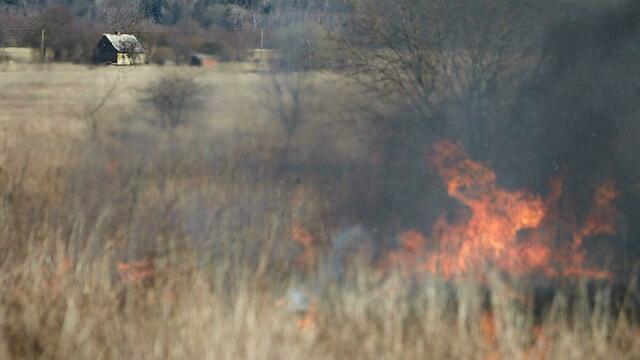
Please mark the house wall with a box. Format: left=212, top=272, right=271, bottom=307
left=115, top=53, right=146, bottom=65
left=200, top=58, right=217, bottom=68
left=96, top=50, right=117, bottom=64
left=116, top=53, right=128, bottom=65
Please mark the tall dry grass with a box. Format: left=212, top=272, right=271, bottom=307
left=1, top=234, right=639, bottom=359
left=0, top=137, right=638, bottom=360
left=0, top=64, right=638, bottom=359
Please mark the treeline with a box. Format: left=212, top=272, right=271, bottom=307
left=0, top=0, right=345, bottom=25
left=0, top=0, right=347, bottom=34
left=0, top=0, right=344, bottom=63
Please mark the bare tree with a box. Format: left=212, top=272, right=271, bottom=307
left=101, top=0, right=147, bottom=33
left=0, top=13, right=6, bottom=48
left=119, top=37, right=146, bottom=64
left=143, top=72, right=203, bottom=130
left=84, top=77, right=121, bottom=140
left=326, top=0, right=547, bottom=233
left=340, top=0, right=542, bottom=153
left=261, top=19, right=338, bottom=174
left=267, top=71, right=308, bottom=172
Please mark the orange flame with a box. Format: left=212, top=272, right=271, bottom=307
left=276, top=296, right=317, bottom=331
left=481, top=311, right=500, bottom=360
left=291, top=220, right=318, bottom=270
left=45, top=257, right=74, bottom=296
left=296, top=303, right=317, bottom=331
left=385, top=140, right=618, bottom=279
left=117, top=260, right=155, bottom=285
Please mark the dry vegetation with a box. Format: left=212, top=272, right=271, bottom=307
left=3, top=244, right=640, bottom=359
left=0, top=61, right=638, bottom=359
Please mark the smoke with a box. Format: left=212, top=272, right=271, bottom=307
left=494, top=1, right=640, bottom=269
left=333, top=1, right=640, bottom=273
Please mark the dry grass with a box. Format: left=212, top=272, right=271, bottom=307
left=1, top=238, right=638, bottom=359
left=0, top=62, right=367, bottom=169
left=0, top=62, right=638, bottom=359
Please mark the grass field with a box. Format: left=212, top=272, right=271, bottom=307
left=0, top=58, right=638, bottom=359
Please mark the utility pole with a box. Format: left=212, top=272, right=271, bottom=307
left=40, top=28, right=46, bottom=62
left=260, top=28, right=264, bottom=51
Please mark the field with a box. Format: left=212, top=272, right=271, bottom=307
left=0, top=59, right=639, bottom=359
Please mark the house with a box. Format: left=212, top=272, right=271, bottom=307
left=95, top=32, right=146, bottom=65
left=189, top=53, right=217, bottom=68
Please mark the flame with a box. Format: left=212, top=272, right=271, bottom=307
left=291, top=220, right=318, bottom=269
left=117, top=260, right=155, bottom=285
left=481, top=311, right=500, bottom=360
left=560, top=182, right=617, bottom=278
left=296, top=303, right=317, bottom=331
left=573, top=180, right=619, bottom=245
left=276, top=295, right=317, bottom=331
left=385, top=140, right=618, bottom=279
left=45, top=257, right=74, bottom=296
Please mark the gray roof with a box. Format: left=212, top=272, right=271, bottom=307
left=103, top=33, right=145, bottom=53
left=191, top=52, right=211, bottom=59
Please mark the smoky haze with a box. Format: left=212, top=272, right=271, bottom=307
left=0, top=0, right=639, bottom=276
left=500, top=1, right=640, bottom=269
left=331, top=0, right=640, bottom=275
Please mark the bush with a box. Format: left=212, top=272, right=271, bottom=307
left=202, top=27, right=253, bottom=61
left=142, top=73, right=204, bottom=129
left=148, top=19, right=249, bottom=63
left=148, top=46, right=178, bottom=64
left=32, top=5, right=102, bottom=63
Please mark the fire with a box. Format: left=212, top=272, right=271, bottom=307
left=291, top=220, right=318, bottom=270
left=562, top=180, right=618, bottom=278
left=45, top=257, right=74, bottom=296
left=117, top=260, right=155, bottom=285
left=386, top=140, right=619, bottom=279
left=383, top=230, right=432, bottom=276
left=481, top=311, right=499, bottom=360
left=276, top=289, right=317, bottom=332
left=296, top=303, right=317, bottom=331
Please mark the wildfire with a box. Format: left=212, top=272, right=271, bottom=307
left=117, top=260, right=155, bottom=285
left=481, top=311, right=499, bottom=360
left=296, top=303, right=318, bottom=331
left=385, top=140, right=619, bottom=279
left=291, top=220, right=318, bottom=270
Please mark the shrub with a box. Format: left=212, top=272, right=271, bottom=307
left=31, top=5, right=102, bottom=63
left=142, top=73, right=203, bottom=129
left=202, top=27, right=253, bottom=61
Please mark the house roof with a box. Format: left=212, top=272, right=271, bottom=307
left=102, top=33, right=145, bottom=53
left=190, top=53, right=216, bottom=60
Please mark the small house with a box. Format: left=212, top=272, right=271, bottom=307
left=96, top=32, right=146, bottom=65
left=189, top=53, right=218, bottom=68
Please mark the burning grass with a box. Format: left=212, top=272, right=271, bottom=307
left=0, top=130, right=635, bottom=359
left=0, top=63, right=638, bottom=359
left=0, top=239, right=639, bottom=359
left=384, top=140, right=619, bottom=280
left=0, top=129, right=634, bottom=359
